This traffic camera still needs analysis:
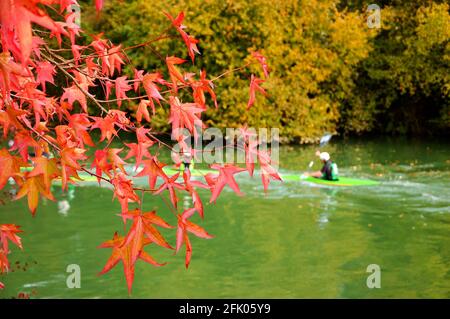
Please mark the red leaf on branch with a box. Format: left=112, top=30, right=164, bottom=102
left=164, top=12, right=200, bottom=63
left=10, top=131, right=41, bottom=162
left=90, top=110, right=130, bottom=142
left=61, top=84, right=88, bottom=113
left=141, top=73, right=164, bottom=114
left=0, top=106, right=27, bottom=137
left=124, top=127, right=155, bottom=168
left=186, top=70, right=218, bottom=109
left=122, top=209, right=173, bottom=260
left=35, top=61, right=56, bottom=92
left=183, top=169, right=209, bottom=218
left=0, top=0, right=64, bottom=63
left=247, top=74, right=267, bottom=109
left=258, top=150, right=282, bottom=192
left=60, top=147, right=87, bottom=189
left=28, top=157, right=61, bottom=191
left=15, top=174, right=55, bottom=216
left=108, top=45, right=125, bottom=77
left=104, top=80, right=114, bottom=101
left=154, top=173, right=185, bottom=209
left=115, top=76, right=131, bottom=107
left=169, top=96, right=203, bottom=139
left=251, top=51, right=270, bottom=78
left=133, top=69, right=144, bottom=92
left=136, top=100, right=151, bottom=123
left=55, top=125, right=80, bottom=148
left=208, top=164, right=246, bottom=203
left=91, top=148, right=125, bottom=183
left=239, top=126, right=258, bottom=176
left=67, top=113, right=95, bottom=147
left=176, top=208, right=213, bottom=268
left=0, top=149, right=27, bottom=190
left=95, top=0, right=104, bottom=13
left=0, top=224, right=23, bottom=254
left=111, top=173, right=140, bottom=216
left=0, top=52, right=30, bottom=97
left=98, top=231, right=164, bottom=295
left=166, top=56, right=186, bottom=92
left=135, top=157, right=167, bottom=190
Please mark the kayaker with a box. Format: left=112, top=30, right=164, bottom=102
left=181, top=151, right=194, bottom=171
left=305, top=151, right=339, bottom=181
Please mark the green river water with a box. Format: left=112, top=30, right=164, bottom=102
left=1, top=137, right=449, bottom=298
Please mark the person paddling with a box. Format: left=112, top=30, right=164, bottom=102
left=305, top=151, right=339, bottom=181
left=181, top=151, right=194, bottom=172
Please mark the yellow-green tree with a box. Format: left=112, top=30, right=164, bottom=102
left=343, top=1, right=450, bottom=134
left=82, top=0, right=449, bottom=140
left=84, top=0, right=374, bottom=142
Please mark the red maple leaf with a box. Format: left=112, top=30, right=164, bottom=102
left=35, top=61, right=56, bottom=92
left=142, top=73, right=164, bottom=113
left=15, top=174, right=55, bottom=216
left=98, top=231, right=164, bottom=295
left=91, top=148, right=126, bottom=183
left=61, top=84, right=88, bottom=113
left=154, top=173, right=185, bottom=209
left=208, top=164, right=246, bottom=203
left=28, top=156, right=61, bottom=191
left=60, top=147, right=87, bottom=189
left=67, top=113, right=95, bottom=147
left=258, top=150, right=282, bottom=192
left=247, top=74, right=267, bottom=109
left=0, top=106, right=27, bottom=137
left=168, top=96, right=203, bottom=139
left=115, top=76, right=131, bottom=107
left=134, top=156, right=167, bottom=190
left=136, top=100, right=151, bottom=123
left=239, top=126, right=258, bottom=176
left=183, top=169, right=210, bottom=218
left=176, top=208, right=213, bottom=268
left=124, top=127, right=154, bottom=168
left=95, top=0, right=104, bottom=13
left=164, top=12, right=200, bottom=63
left=122, top=209, right=173, bottom=262
left=0, top=224, right=23, bottom=254
left=0, top=149, right=27, bottom=190
left=133, top=69, right=144, bottom=92
left=0, top=0, right=65, bottom=63
left=91, top=115, right=118, bottom=142
left=187, top=70, right=218, bottom=109
left=107, top=45, right=125, bottom=77
left=55, top=125, right=80, bottom=149
left=0, top=52, right=30, bottom=97
left=166, top=56, right=186, bottom=92
left=0, top=223, right=23, bottom=288
left=111, top=173, right=140, bottom=215
left=251, top=51, right=270, bottom=78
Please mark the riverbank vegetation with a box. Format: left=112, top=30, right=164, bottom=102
left=83, top=0, right=450, bottom=142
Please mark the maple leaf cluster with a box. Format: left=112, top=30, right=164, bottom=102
left=0, top=1, right=280, bottom=293
left=0, top=224, right=23, bottom=289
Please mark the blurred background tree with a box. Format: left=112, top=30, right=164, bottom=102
left=80, top=0, right=449, bottom=142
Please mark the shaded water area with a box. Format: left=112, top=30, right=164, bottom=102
left=1, top=137, right=449, bottom=298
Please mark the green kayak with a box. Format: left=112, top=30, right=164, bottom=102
left=163, top=168, right=379, bottom=187
left=20, top=166, right=379, bottom=186
left=163, top=167, right=216, bottom=176
left=283, top=174, right=380, bottom=186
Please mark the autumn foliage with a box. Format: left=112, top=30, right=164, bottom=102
left=0, top=1, right=280, bottom=293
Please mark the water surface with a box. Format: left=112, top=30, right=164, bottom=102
left=1, top=137, right=449, bottom=298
